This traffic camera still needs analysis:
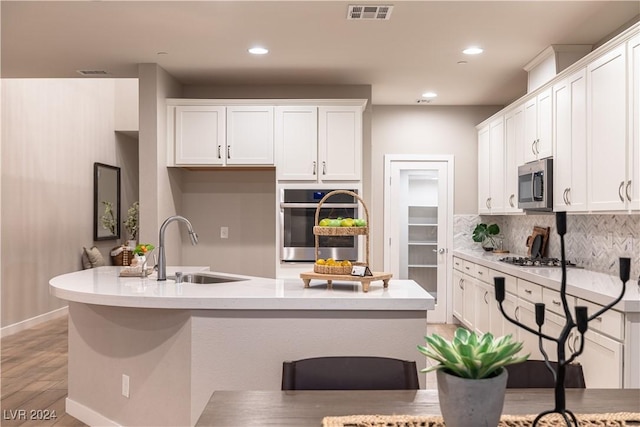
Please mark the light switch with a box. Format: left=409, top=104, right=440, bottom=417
left=220, top=227, right=229, bottom=239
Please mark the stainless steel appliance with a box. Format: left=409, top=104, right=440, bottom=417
left=518, top=158, right=553, bottom=211
left=499, top=256, right=579, bottom=268
left=280, top=189, right=359, bottom=262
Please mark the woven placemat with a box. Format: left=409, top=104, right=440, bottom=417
left=322, top=412, right=640, bottom=427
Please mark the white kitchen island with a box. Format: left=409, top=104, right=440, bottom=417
left=50, top=267, right=434, bottom=427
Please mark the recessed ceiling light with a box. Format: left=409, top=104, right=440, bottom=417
left=457, top=60, right=468, bottom=65
left=157, top=51, right=169, bottom=55
left=463, top=47, right=484, bottom=55
left=248, top=47, right=269, bottom=55
left=422, top=91, right=438, bottom=99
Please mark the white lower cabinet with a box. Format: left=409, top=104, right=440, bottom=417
left=452, top=257, right=628, bottom=388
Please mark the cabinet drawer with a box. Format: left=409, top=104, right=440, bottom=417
left=517, top=279, right=543, bottom=302
left=577, top=298, right=624, bottom=341
left=453, top=257, right=463, bottom=271
left=462, top=260, right=475, bottom=277
left=489, top=269, right=517, bottom=293
left=542, top=288, right=576, bottom=316
left=474, top=265, right=490, bottom=283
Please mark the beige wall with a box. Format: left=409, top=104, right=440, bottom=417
left=368, top=105, right=501, bottom=268
left=1, top=79, right=138, bottom=328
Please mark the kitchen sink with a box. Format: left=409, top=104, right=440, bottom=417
left=168, top=273, right=246, bottom=284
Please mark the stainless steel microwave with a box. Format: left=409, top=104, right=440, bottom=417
left=518, top=158, right=553, bottom=211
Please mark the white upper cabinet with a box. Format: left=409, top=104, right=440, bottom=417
left=318, top=106, right=363, bottom=181
left=504, top=105, right=524, bottom=213
left=553, top=68, right=587, bottom=212
left=276, top=105, right=364, bottom=182
left=477, top=117, right=505, bottom=214
left=174, top=105, right=226, bottom=165
left=523, top=87, right=553, bottom=163
left=168, top=99, right=366, bottom=175
left=477, top=124, right=491, bottom=214
left=629, top=33, right=640, bottom=210
left=226, top=106, right=274, bottom=165
left=587, top=45, right=627, bottom=211
left=275, top=106, right=318, bottom=180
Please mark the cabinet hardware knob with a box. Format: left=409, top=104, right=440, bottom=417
left=596, top=316, right=603, bottom=322
left=531, top=141, right=537, bottom=156
left=484, top=291, right=489, bottom=304
left=515, top=306, right=520, bottom=321
left=312, top=161, right=317, bottom=175
left=524, top=289, right=532, bottom=294
left=626, top=180, right=632, bottom=202
left=459, top=278, right=464, bottom=289
left=509, top=194, right=515, bottom=208
left=322, top=161, right=327, bottom=175
left=552, top=299, right=561, bottom=305
left=217, top=145, right=222, bottom=159
left=618, top=181, right=625, bottom=202
left=227, top=145, right=231, bottom=159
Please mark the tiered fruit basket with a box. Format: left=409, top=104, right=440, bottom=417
left=300, top=190, right=392, bottom=292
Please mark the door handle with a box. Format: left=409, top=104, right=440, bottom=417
left=626, top=180, right=632, bottom=202
left=618, top=181, right=625, bottom=202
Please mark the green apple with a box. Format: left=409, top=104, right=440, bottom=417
left=329, top=219, right=341, bottom=227
left=354, top=218, right=367, bottom=227
left=340, top=218, right=355, bottom=227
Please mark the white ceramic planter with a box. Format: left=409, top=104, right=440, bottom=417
left=436, top=368, right=508, bottom=427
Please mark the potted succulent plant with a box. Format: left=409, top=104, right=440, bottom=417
left=472, top=222, right=501, bottom=251
left=418, top=327, right=528, bottom=427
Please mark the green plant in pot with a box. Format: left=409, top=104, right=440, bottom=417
left=418, top=327, right=528, bottom=427
left=473, top=222, right=500, bottom=251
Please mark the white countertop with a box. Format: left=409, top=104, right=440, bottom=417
left=453, top=249, right=640, bottom=313
left=49, top=266, right=435, bottom=311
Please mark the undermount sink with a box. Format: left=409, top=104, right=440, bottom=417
left=168, top=273, right=246, bottom=284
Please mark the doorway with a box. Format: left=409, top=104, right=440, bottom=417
left=384, top=155, right=454, bottom=323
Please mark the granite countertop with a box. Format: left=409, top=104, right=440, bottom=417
left=49, top=266, right=434, bottom=311
left=453, top=249, right=640, bottom=313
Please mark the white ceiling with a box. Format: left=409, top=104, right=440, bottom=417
left=2, top=1, right=639, bottom=106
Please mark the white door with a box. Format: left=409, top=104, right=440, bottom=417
left=384, top=156, right=453, bottom=323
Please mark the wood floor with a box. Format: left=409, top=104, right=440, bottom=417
left=1, top=316, right=86, bottom=427
left=0, top=316, right=458, bottom=426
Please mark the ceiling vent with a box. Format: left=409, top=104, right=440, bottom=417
left=347, top=5, right=393, bottom=20
left=76, top=70, right=110, bottom=76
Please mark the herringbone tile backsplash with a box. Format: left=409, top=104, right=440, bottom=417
left=454, top=213, right=640, bottom=279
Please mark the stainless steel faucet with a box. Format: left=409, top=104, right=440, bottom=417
left=157, top=215, right=199, bottom=281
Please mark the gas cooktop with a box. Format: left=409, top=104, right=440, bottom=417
left=499, top=257, right=579, bottom=268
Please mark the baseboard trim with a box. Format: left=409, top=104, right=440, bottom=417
left=66, top=398, right=121, bottom=427
left=1, top=306, right=69, bottom=338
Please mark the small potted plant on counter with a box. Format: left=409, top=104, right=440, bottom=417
left=417, top=327, right=528, bottom=427
left=472, top=222, right=501, bottom=251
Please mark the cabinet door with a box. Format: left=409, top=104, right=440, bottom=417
left=452, top=270, right=464, bottom=322
left=275, top=106, right=318, bottom=181
left=318, top=106, right=362, bottom=181
left=477, top=125, right=491, bottom=214
left=629, top=34, right=640, bottom=210
left=524, top=97, right=539, bottom=163
left=226, top=106, right=274, bottom=165
left=462, top=276, right=476, bottom=329
left=475, top=280, right=492, bottom=335
left=553, top=69, right=587, bottom=212
left=523, top=88, right=552, bottom=162
left=536, top=88, right=553, bottom=159
left=517, top=298, right=544, bottom=360
left=174, top=105, right=225, bottom=165
left=578, top=330, right=623, bottom=388
left=588, top=45, right=628, bottom=211
left=504, top=106, right=524, bottom=212
left=489, top=118, right=505, bottom=213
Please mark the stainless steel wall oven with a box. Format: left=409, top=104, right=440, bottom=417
left=280, top=189, right=359, bottom=262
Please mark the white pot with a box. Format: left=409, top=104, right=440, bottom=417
left=436, top=368, right=508, bottom=427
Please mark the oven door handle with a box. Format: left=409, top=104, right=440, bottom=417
left=280, top=203, right=359, bottom=209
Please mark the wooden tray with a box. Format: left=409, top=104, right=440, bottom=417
left=300, top=271, right=393, bottom=293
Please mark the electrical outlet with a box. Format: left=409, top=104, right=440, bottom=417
left=220, top=227, right=229, bottom=239
left=122, top=374, right=130, bottom=398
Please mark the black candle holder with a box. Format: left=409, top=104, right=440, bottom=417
left=494, top=211, right=631, bottom=427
